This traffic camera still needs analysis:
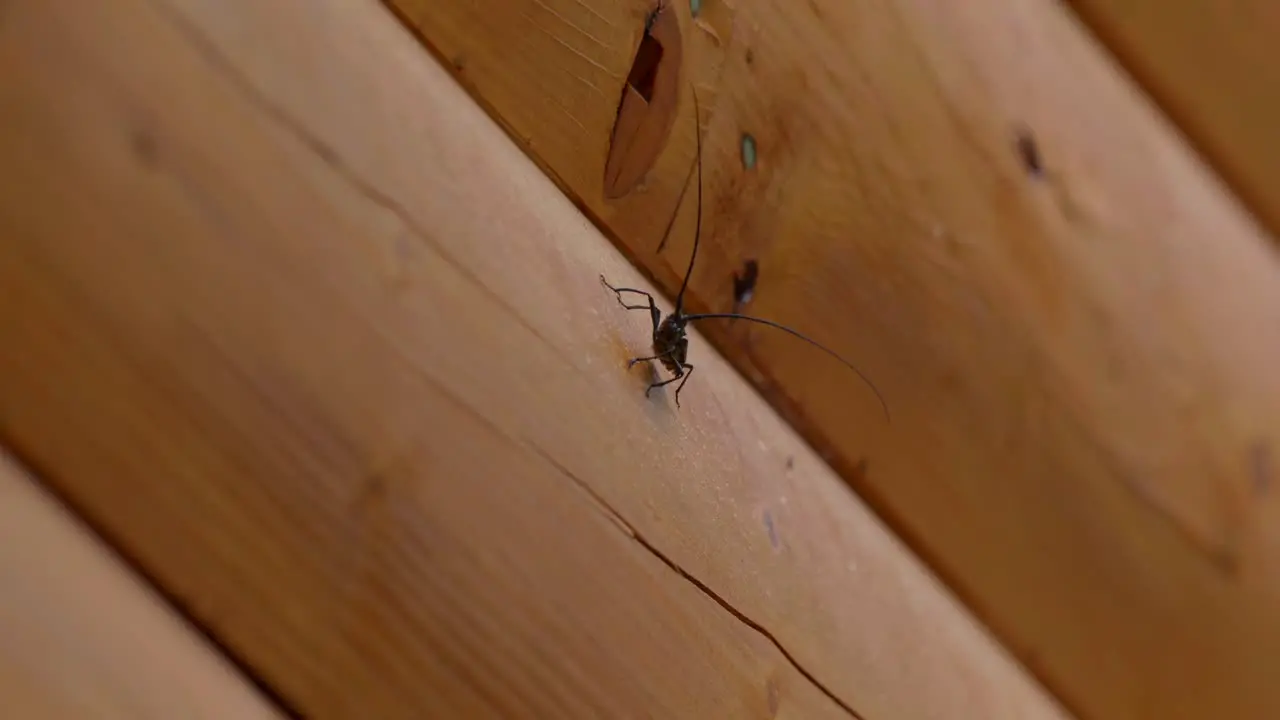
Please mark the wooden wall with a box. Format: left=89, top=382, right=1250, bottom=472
left=386, top=0, right=1280, bottom=717
left=0, top=451, right=285, bottom=719
left=0, top=0, right=1276, bottom=718
left=0, top=0, right=1066, bottom=718
left=1066, top=0, right=1280, bottom=240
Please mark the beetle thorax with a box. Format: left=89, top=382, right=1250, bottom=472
left=654, top=315, right=689, bottom=373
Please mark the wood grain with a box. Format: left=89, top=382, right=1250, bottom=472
left=0, top=0, right=1068, bottom=719
left=0, top=449, right=286, bottom=719
left=387, top=0, right=1280, bottom=716
left=1065, top=0, right=1280, bottom=242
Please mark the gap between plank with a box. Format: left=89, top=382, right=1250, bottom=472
left=1059, top=1, right=1280, bottom=248
left=0, top=437, right=308, bottom=720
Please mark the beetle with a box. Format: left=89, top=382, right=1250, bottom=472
left=601, top=91, right=889, bottom=422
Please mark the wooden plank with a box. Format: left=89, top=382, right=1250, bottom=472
left=0, top=449, right=286, bottom=719
left=1065, top=0, right=1280, bottom=243
left=385, top=0, right=1280, bottom=716
left=0, top=1, right=1069, bottom=719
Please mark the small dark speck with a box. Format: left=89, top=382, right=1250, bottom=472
left=745, top=48, right=755, bottom=65
left=1015, top=129, right=1044, bottom=178
left=352, top=469, right=392, bottom=514
left=762, top=509, right=780, bottom=549
left=1252, top=442, right=1272, bottom=496
left=1211, top=545, right=1240, bottom=579
left=785, top=455, right=794, bottom=470
left=852, top=456, right=869, bottom=481
left=452, top=55, right=467, bottom=72
left=130, top=127, right=159, bottom=168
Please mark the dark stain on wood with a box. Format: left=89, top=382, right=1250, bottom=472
left=1015, top=127, right=1045, bottom=178
left=732, top=258, right=759, bottom=310
left=130, top=126, right=160, bottom=168
left=762, top=508, right=781, bottom=549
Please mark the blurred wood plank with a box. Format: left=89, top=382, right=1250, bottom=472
left=0, top=0, right=1069, bottom=719
left=1066, top=0, right=1280, bottom=242
left=0, top=449, right=285, bottom=719
left=385, top=0, right=1280, bottom=716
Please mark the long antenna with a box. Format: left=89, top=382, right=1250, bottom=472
left=673, top=89, right=704, bottom=315
left=654, top=159, right=694, bottom=254
left=682, top=312, right=891, bottom=422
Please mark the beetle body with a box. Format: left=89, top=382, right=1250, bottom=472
left=654, top=315, right=689, bottom=378
left=597, top=89, right=889, bottom=420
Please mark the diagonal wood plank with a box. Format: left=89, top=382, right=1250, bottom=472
left=0, top=0, right=1068, bottom=719
left=384, top=0, right=1280, bottom=716
left=0, top=449, right=287, bottom=720
left=1065, top=0, right=1280, bottom=245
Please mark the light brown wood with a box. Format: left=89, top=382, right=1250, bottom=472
left=387, top=0, right=1280, bottom=716
left=0, top=0, right=1068, bottom=719
left=0, top=449, right=286, bottom=719
left=1065, top=0, right=1280, bottom=242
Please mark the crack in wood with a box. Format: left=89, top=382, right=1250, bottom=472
left=525, top=442, right=867, bottom=720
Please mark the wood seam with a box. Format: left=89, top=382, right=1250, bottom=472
left=0, top=437, right=307, bottom=720
left=1060, top=0, right=1280, bottom=248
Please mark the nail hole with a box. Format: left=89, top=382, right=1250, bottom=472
left=1015, top=129, right=1044, bottom=178
left=741, top=133, right=757, bottom=170
left=733, top=258, right=759, bottom=307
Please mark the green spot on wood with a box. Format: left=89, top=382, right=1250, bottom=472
left=741, top=133, right=757, bottom=170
